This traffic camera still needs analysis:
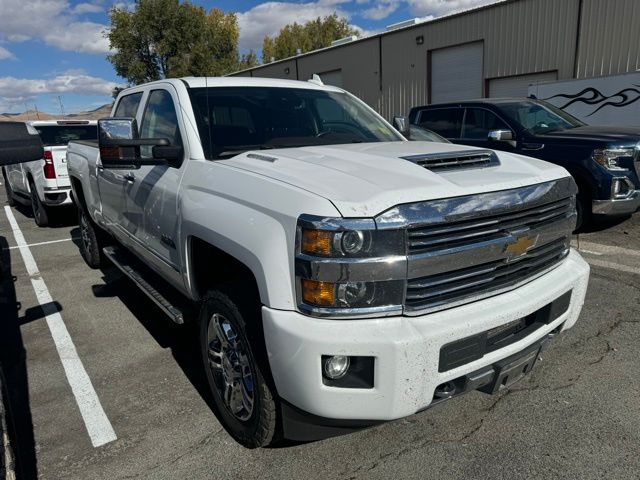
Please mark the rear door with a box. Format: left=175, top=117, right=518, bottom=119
left=96, top=92, right=144, bottom=229
left=416, top=107, right=463, bottom=142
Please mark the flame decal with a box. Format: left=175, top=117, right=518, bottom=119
left=542, top=85, right=640, bottom=117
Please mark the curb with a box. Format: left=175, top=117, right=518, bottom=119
left=1, top=372, right=16, bottom=480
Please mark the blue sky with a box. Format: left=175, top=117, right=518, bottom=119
left=0, top=0, right=497, bottom=114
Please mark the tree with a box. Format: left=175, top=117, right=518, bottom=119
left=107, top=0, right=244, bottom=85
left=262, top=14, right=359, bottom=62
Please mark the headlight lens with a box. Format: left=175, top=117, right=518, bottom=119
left=296, top=215, right=406, bottom=317
left=592, top=148, right=634, bottom=170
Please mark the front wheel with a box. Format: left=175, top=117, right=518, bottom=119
left=575, top=191, right=591, bottom=232
left=199, top=289, right=278, bottom=448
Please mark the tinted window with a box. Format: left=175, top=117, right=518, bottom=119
left=189, top=87, right=402, bottom=159
left=114, top=92, right=143, bottom=118
left=409, top=125, right=450, bottom=143
left=418, top=108, right=463, bottom=138
left=34, top=125, right=97, bottom=146
left=139, top=90, right=182, bottom=157
left=462, top=108, right=510, bottom=140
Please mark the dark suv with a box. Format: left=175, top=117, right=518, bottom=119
left=409, top=98, right=640, bottom=228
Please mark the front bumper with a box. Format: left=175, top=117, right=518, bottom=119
left=263, top=249, right=589, bottom=423
left=592, top=189, right=640, bottom=216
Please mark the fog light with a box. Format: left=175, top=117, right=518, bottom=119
left=323, top=355, right=350, bottom=380
left=612, top=177, right=633, bottom=198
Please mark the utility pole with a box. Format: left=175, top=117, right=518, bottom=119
left=57, top=96, right=66, bottom=117
left=34, top=104, right=40, bottom=120
left=24, top=103, right=31, bottom=120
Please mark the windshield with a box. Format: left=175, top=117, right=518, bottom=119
left=409, top=125, right=450, bottom=143
left=499, top=100, right=585, bottom=134
left=189, top=87, right=402, bottom=159
left=34, top=125, right=97, bottom=146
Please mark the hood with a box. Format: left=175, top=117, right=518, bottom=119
left=221, top=141, right=569, bottom=217
left=539, top=125, right=640, bottom=145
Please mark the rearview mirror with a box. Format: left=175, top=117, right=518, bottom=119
left=488, top=129, right=514, bottom=142
left=392, top=116, right=411, bottom=139
left=98, top=117, right=170, bottom=169
left=0, top=122, right=44, bottom=166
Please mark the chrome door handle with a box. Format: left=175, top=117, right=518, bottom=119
left=124, top=173, right=135, bottom=183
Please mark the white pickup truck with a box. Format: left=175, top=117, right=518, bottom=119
left=66, top=77, right=590, bottom=448
left=2, top=120, right=97, bottom=226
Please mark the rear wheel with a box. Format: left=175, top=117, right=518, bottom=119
left=29, top=180, right=49, bottom=227
left=2, top=171, right=15, bottom=207
left=199, top=289, right=278, bottom=448
left=78, top=205, right=105, bottom=268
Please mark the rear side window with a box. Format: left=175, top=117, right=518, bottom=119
left=462, top=108, right=510, bottom=140
left=114, top=92, right=143, bottom=118
left=418, top=108, right=463, bottom=138
left=34, top=125, right=97, bottom=146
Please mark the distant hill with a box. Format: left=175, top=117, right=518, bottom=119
left=0, top=104, right=113, bottom=122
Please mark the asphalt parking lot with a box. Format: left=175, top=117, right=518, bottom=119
left=1, top=186, right=639, bottom=480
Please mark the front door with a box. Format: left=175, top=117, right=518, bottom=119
left=460, top=108, right=517, bottom=152
left=123, top=87, right=184, bottom=281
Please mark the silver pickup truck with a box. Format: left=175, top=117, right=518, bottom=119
left=66, top=77, right=590, bottom=448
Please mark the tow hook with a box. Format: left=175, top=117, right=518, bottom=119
left=434, top=381, right=456, bottom=399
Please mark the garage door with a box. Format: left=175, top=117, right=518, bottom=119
left=488, top=71, right=558, bottom=98
left=430, top=42, right=483, bottom=104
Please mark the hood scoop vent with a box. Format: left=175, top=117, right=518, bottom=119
left=401, top=149, right=500, bottom=172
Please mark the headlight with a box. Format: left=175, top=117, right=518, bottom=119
left=592, top=148, right=634, bottom=170
left=296, top=215, right=406, bottom=318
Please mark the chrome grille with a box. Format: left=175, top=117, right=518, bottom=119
left=401, top=150, right=499, bottom=172
left=375, top=177, right=577, bottom=315
left=406, top=238, right=569, bottom=311
left=407, top=197, right=573, bottom=254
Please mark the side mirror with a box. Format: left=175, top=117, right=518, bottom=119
left=0, top=122, right=44, bottom=166
left=98, top=117, right=170, bottom=169
left=488, top=129, right=514, bottom=142
left=392, top=116, right=411, bottom=139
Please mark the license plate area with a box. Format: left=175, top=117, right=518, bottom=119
left=477, top=341, right=545, bottom=394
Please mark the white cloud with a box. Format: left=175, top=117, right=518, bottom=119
left=406, top=0, right=501, bottom=17
left=362, top=0, right=400, bottom=20
left=72, top=2, right=105, bottom=14
left=0, top=0, right=110, bottom=54
left=0, top=71, right=119, bottom=110
left=237, top=1, right=356, bottom=51
left=0, top=46, right=15, bottom=60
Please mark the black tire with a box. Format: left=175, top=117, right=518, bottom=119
left=199, top=289, right=278, bottom=448
left=575, top=191, right=591, bottom=232
left=77, top=205, right=104, bottom=268
left=3, top=170, right=15, bottom=207
left=29, top=180, right=49, bottom=227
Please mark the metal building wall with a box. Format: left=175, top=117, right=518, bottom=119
left=575, top=0, right=640, bottom=78
left=297, top=38, right=381, bottom=108
left=230, top=0, right=639, bottom=118
left=379, top=0, right=580, bottom=117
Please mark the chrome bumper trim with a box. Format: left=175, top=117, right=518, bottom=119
left=592, top=190, right=640, bottom=216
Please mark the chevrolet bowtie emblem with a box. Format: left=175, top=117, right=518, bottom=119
left=504, top=234, right=538, bottom=261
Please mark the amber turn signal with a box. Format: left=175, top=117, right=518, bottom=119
left=301, top=229, right=333, bottom=256
left=301, top=279, right=335, bottom=307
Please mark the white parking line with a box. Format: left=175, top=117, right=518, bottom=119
left=4, top=206, right=117, bottom=448
left=586, top=258, right=640, bottom=276
left=3, top=238, right=74, bottom=250
left=572, top=239, right=640, bottom=258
